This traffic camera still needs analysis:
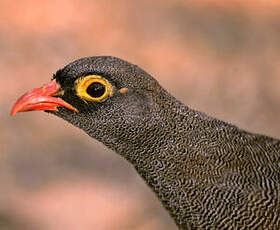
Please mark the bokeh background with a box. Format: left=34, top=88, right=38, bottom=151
left=1, top=0, right=280, bottom=229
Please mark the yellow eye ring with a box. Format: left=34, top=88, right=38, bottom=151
left=75, top=75, right=113, bottom=102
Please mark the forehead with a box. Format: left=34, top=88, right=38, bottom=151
left=53, top=56, right=158, bottom=90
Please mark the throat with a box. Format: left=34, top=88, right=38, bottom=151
left=103, top=100, right=234, bottom=228
left=101, top=103, right=204, bottom=225
left=85, top=92, right=233, bottom=228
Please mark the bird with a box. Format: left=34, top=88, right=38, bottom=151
left=11, top=56, right=280, bottom=229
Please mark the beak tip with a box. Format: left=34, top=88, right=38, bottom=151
left=10, top=106, right=19, bottom=116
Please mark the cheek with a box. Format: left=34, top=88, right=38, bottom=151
left=52, top=92, right=152, bottom=134
left=101, top=95, right=152, bottom=127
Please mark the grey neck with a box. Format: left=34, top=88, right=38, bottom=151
left=86, top=90, right=237, bottom=228
left=101, top=91, right=231, bottom=227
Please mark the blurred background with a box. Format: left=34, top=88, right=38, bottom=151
left=1, top=0, right=280, bottom=229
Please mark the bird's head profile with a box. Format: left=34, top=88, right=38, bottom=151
left=11, top=56, right=168, bottom=151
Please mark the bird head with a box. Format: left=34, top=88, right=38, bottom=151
left=11, top=56, right=164, bottom=149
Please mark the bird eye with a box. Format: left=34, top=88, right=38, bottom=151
left=86, top=82, right=106, bottom=98
left=75, top=75, right=113, bottom=102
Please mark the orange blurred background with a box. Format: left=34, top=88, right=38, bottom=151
left=1, top=0, right=280, bottom=229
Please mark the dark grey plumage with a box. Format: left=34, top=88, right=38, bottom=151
left=30, top=57, right=280, bottom=229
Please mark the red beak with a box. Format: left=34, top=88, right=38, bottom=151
left=11, top=80, right=78, bottom=116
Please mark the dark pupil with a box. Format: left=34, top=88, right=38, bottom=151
left=86, top=82, right=106, bottom=98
